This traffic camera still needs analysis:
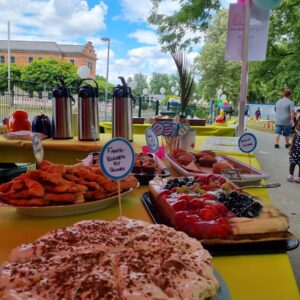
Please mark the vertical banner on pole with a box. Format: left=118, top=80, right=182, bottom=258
left=225, top=2, right=270, bottom=136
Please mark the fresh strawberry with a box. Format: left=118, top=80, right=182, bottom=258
left=213, top=202, right=229, bottom=214
left=198, top=208, right=217, bottom=220
left=200, top=184, right=211, bottom=191
left=187, top=198, right=206, bottom=209
left=171, top=200, right=186, bottom=212
left=178, top=194, right=194, bottom=201
left=202, top=204, right=219, bottom=216
left=185, top=214, right=200, bottom=223
left=201, top=193, right=217, bottom=200
left=171, top=187, right=178, bottom=193
left=202, top=221, right=230, bottom=239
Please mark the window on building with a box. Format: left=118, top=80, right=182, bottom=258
left=10, top=56, right=15, bottom=63
left=0, top=56, right=4, bottom=63
left=28, top=57, right=33, bottom=63
left=70, top=59, right=75, bottom=65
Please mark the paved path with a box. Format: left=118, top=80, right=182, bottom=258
left=249, top=128, right=300, bottom=290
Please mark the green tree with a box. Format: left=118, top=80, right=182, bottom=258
left=194, top=9, right=241, bottom=107
left=21, top=58, right=78, bottom=92
left=149, top=73, right=171, bottom=94
left=249, top=0, right=300, bottom=103
left=0, top=64, right=23, bottom=91
left=148, top=0, right=220, bottom=50
left=95, top=75, right=114, bottom=101
left=126, top=73, right=149, bottom=96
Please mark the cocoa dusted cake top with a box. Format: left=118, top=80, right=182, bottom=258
left=0, top=218, right=219, bottom=300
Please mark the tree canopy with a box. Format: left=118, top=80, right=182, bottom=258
left=148, top=0, right=220, bottom=50
left=193, top=1, right=300, bottom=105
left=0, top=64, right=23, bottom=91
left=21, top=58, right=79, bottom=92
left=127, top=73, right=149, bottom=96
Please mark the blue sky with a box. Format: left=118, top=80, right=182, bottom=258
left=0, top=0, right=234, bottom=84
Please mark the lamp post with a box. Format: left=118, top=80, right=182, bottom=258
left=101, top=37, right=110, bottom=121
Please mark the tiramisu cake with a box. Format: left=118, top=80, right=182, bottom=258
left=0, top=218, right=219, bottom=299
left=149, top=176, right=289, bottom=242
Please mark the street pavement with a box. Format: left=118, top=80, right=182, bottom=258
left=249, top=128, right=300, bottom=290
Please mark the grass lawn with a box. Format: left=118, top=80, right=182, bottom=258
left=246, top=119, right=275, bottom=133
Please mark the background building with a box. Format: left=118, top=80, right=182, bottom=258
left=0, top=40, right=97, bottom=77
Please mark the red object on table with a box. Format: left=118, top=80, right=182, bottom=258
left=8, top=110, right=31, bottom=132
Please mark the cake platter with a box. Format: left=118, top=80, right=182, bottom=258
left=166, top=154, right=269, bottom=186
left=141, top=192, right=299, bottom=256
left=0, top=184, right=139, bottom=217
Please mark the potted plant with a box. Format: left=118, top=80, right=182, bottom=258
left=169, top=47, right=195, bottom=120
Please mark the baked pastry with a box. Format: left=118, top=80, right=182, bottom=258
left=212, top=162, right=233, bottom=174
left=149, top=176, right=289, bottom=242
left=197, top=155, right=217, bottom=167
left=133, top=153, right=157, bottom=174
left=0, top=218, right=219, bottom=299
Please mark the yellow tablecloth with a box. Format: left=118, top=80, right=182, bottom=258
left=0, top=135, right=299, bottom=299
left=0, top=134, right=253, bottom=164
left=100, top=122, right=236, bottom=137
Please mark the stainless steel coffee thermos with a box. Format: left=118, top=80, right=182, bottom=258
left=78, top=79, right=99, bottom=141
left=52, top=79, right=74, bottom=139
left=112, top=77, right=133, bottom=142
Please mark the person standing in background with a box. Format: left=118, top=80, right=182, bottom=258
left=255, top=107, right=261, bottom=120
left=274, top=89, right=294, bottom=149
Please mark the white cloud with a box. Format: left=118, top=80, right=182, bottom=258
left=118, top=0, right=180, bottom=23
left=128, top=30, right=158, bottom=45
left=97, top=44, right=197, bottom=85
left=0, top=0, right=108, bottom=40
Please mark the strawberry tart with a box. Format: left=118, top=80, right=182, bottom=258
left=0, top=218, right=219, bottom=299
left=149, top=175, right=289, bottom=243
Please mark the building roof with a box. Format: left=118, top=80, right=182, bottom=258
left=0, top=40, right=85, bottom=54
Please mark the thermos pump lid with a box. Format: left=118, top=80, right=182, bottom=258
left=78, top=84, right=98, bottom=98
left=113, top=76, right=131, bottom=98
left=52, top=86, right=71, bottom=98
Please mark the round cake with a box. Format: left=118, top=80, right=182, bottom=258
left=0, top=218, right=219, bottom=300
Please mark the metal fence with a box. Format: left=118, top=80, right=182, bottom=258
left=0, top=79, right=160, bottom=125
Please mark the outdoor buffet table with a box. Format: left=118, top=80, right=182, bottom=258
left=0, top=134, right=299, bottom=299
left=0, top=134, right=248, bottom=164
left=100, top=121, right=237, bottom=137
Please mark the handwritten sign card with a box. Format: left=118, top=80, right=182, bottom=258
left=238, top=133, right=257, bottom=174
left=145, top=128, right=159, bottom=153
left=99, top=138, right=135, bottom=216
left=32, top=133, right=44, bottom=163
left=238, top=133, right=257, bottom=153
left=100, top=138, right=134, bottom=180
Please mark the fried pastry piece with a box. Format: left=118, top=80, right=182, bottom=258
left=103, top=181, right=118, bottom=192
left=9, top=190, right=31, bottom=199
left=44, top=164, right=66, bottom=174
left=91, top=188, right=107, bottom=200
left=0, top=181, right=12, bottom=193
left=24, top=177, right=45, bottom=198
left=12, top=174, right=26, bottom=191
left=120, top=176, right=138, bottom=190
left=63, top=173, right=99, bottom=190
left=78, top=169, right=106, bottom=185
left=28, top=170, right=64, bottom=185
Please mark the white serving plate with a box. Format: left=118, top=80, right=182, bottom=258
left=0, top=185, right=139, bottom=217
left=166, top=155, right=269, bottom=186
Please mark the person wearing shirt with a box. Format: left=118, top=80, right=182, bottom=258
left=274, top=89, right=295, bottom=149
